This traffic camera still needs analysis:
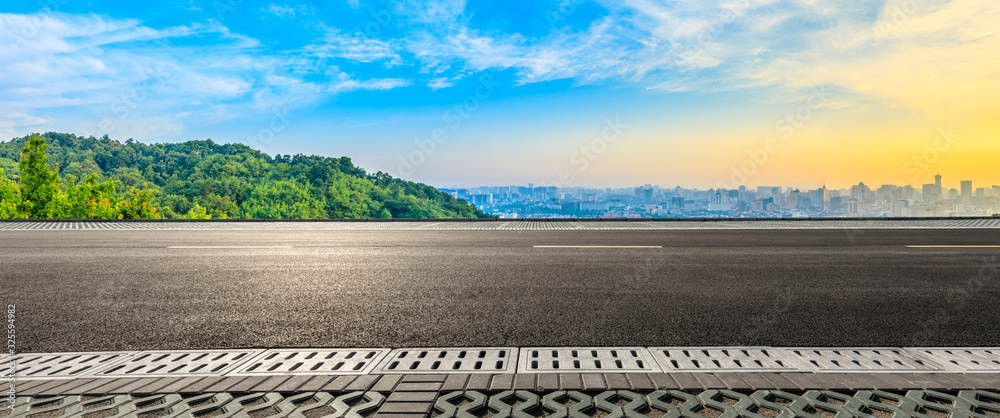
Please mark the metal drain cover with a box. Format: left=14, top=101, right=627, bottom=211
left=233, top=349, right=389, bottom=375
left=9, top=352, right=134, bottom=380
left=93, top=350, right=262, bottom=378
left=650, top=347, right=799, bottom=372
left=518, top=348, right=661, bottom=373
left=785, top=348, right=944, bottom=373
left=375, top=348, right=517, bottom=374
left=906, top=348, right=1000, bottom=373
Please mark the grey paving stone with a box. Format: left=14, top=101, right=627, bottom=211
left=180, top=377, right=227, bottom=394
left=692, top=374, right=726, bottom=389
left=11, top=380, right=54, bottom=392
left=96, top=378, right=145, bottom=395
left=387, top=391, right=437, bottom=402
left=734, top=373, right=772, bottom=390
left=374, top=414, right=426, bottom=418
left=202, top=377, right=249, bottom=393
left=345, top=374, right=379, bottom=391
left=68, top=378, right=121, bottom=395
left=226, top=376, right=270, bottom=393
left=401, top=375, right=446, bottom=383
left=713, top=373, right=752, bottom=390
left=559, top=374, right=584, bottom=390
left=440, top=374, right=469, bottom=392
left=668, top=373, right=703, bottom=390
left=20, top=379, right=78, bottom=396
left=35, top=378, right=97, bottom=395
left=321, top=376, right=357, bottom=392
left=114, top=378, right=171, bottom=394
left=603, top=374, right=630, bottom=389
left=296, top=376, right=337, bottom=392
left=157, top=377, right=207, bottom=394
left=582, top=374, right=606, bottom=390
left=251, top=376, right=292, bottom=392
left=946, top=373, right=1000, bottom=389
left=536, top=374, right=559, bottom=391
left=377, top=402, right=433, bottom=414
left=465, top=374, right=491, bottom=391
left=757, top=373, right=802, bottom=390
left=371, top=375, right=403, bottom=392
left=924, top=374, right=975, bottom=390
left=778, top=373, right=823, bottom=390
left=513, top=374, right=535, bottom=390
left=823, top=373, right=881, bottom=390
left=489, top=374, right=514, bottom=391
left=627, top=374, right=655, bottom=391
left=394, top=382, right=442, bottom=392
left=132, top=377, right=184, bottom=394
left=646, top=374, right=677, bottom=390
left=273, top=375, right=315, bottom=392
left=895, top=373, right=948, bottom=390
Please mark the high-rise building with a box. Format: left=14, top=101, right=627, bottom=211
left=922, top=184, right=938, bottom=203
left=935, top=173, right=942, bottom=195
left=961, top=181, right=973, bottom=199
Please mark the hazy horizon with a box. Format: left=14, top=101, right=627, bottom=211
left=2, top=0, right=998, bottom=189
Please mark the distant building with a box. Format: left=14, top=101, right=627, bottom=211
left=961, top=181, right=973, bottom=199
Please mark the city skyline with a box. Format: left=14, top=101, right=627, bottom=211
left=449, top=173, right=1000, bottom=218
left=1, top=1, right=998, bottom=189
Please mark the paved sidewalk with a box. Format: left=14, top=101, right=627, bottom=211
left=5, top=347, right=1000, bottom=417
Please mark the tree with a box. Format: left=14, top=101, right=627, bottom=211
left=62, top=174, right=119, bottom=219
left=18, top=134, right=62, bottom=218
left=0, top=169, right=25, bottom=219
left=117, top=185, right=159, bottom=219
left=185, top=204, right=211, bottom=219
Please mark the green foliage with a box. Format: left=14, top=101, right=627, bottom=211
left=993, top=213, right=999, bottom=217
left=18, top=135, right=61, bottom=218
left=185, top=204, right=211, bottom=219
left=0, top=132, right=491, bottom=219
left=0, top=169, right=25, bottom=219
left=61, top=174, right=119, bottom=219
left=0, top=135, right=161, bottom=219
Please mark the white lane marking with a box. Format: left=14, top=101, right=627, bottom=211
left=533, top=245, right=662, bottom=248
left=167, top=246, right=294, bottom=249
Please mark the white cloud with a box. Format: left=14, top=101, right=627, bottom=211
left=265, top=4, right=297, bottom=20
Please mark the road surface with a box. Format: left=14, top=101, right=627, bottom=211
left=2, top=227, right=999, bottom=352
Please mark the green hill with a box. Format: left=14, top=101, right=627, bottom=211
left=0, top=132, right=490, bottom=219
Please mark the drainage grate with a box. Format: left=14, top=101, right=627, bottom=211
left=517, top=348, right=661, bottom=373
left=8, top=352, right=134, bottom=380
left=906, top=348, right=1000, bottom=373
left=650, top=347, right=799, bottom=372
left=784, top=348, right=943, bottom=373
left=93, top=350, right=262, bottom=377
left=232, top=349, right=389, bottom=375
left=375, top=348, right=517, bottom=374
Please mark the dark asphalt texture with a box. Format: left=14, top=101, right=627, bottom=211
left=2, top=229, right=999, bottom=353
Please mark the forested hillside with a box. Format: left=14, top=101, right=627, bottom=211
left=0, top=132, right=488, bottom=219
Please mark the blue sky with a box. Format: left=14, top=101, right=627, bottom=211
left=2, top=0, right=998, bottom=188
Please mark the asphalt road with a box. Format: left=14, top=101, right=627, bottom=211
left=3, top=228, right=999, bottom=353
